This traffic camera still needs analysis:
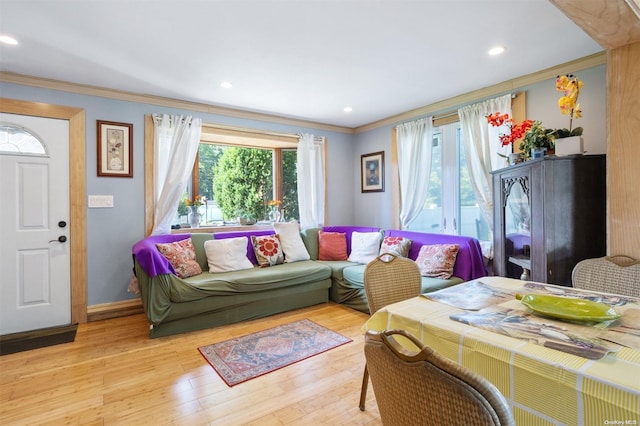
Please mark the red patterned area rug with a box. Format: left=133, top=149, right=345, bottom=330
left=198, top=319, right=352, bottom=386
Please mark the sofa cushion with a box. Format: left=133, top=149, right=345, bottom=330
left=322, top=226, right=380, bottom=254
left=421, top=276, right=464, bottom=293
left=213, top=230, right=275, bottom=265
left=379, top=236, right=412, bottom=258
left=251, top=234, right=284, bottom=267
left=341, top=263, right=463, bottom=293
left=316, top=260, right=359, bottom=281
left=415, top=244, right=460, bottom=279
left=318, top=231, right=348, bottom=261
left=342, top=264, right=367, bottom=287
left=384, top=230, right=487, bottom=281
left=300, top=227, right=320, bottom=260
left=348, top=231, right=382, bottom=264
left=155, top=238, right=202, bottom=278
left=174, top=260, right=332, bottom=301
left=204, top=237, right=254, bottom=273
left=273, top=221, right=310, bottom=263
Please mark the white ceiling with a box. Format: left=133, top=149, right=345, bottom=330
left=0, top=0, right=603, bottom=128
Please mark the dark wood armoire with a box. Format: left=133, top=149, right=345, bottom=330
left=491, top=155, right=606, bottom=286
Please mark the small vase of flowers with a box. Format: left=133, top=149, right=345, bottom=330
left=186, top=195, right=206, bottom=228
left=267, top=199, right=282, bottom=222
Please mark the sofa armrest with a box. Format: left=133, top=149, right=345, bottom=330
left=384, top=230, right=487, bottom=281
left=132, top=234, right=192, bottom=277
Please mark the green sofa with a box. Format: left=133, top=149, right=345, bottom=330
left=132, top=226, right=487, bottom=337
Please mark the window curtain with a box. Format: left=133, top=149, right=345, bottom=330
left=297, top=133, right=325, bottom=229
left=396, top=117, right=434, bottom=229
left=458, top=94, right=511, bottom=232
left=151, top=114, right=202, bottom=235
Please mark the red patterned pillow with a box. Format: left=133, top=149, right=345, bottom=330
left=415, top=244, right=460, bottom=279
left=155, top=238, right=202, bottom=278
left=252, top=234, right=284, bottom=267
left=379, top=236, right=412, bottom=258
left=318, top=231, right=348, bottom=261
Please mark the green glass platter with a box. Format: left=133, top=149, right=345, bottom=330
left=515, top=293, right=622, bottom=322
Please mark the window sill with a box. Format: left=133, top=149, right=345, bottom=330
left=171, top=223, right=274, bottom=234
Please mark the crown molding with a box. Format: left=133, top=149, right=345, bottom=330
left=354, top=51, right=606, bottom=133
left=1, top=51, right=605, bottom=136
left=0, top=72, right=355, bottom=135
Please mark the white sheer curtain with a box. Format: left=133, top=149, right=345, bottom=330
left=151, top=114, right=202, bottom=235
left=396, top=117, right=434, bottom=229
left=458, top=94, right=511, bottom=232
left=297, top=133, right=325, bottom=229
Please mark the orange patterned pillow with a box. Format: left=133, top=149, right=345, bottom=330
left=379, top=236, right=412, bottom=258
left=251, top=234, right=284, bottom=267
left=318, top=231, right=348, bottom=261
left=155, top=238, right=202, bottom=278
left=415, top=244, right=460, bottom=279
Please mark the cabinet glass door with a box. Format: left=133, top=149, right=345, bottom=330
left=504, top=177, right=531, bottom=279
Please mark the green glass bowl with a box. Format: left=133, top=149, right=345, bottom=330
left=515, top=293, right=622, bottom=322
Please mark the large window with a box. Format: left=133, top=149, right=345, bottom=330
left=176, top=125, right=300, bottom=227
left=406, top=121, right=490, bottom=241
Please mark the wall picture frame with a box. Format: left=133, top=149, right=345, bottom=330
left=97, top=120, right=133, bottom=177
left=361, top=151, right=384, bottom=192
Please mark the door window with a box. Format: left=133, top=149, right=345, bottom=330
left=0, top=124, right=48, bottom=156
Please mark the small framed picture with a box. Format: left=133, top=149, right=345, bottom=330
left=97, top=120, right=133, bottom=177
left=361, top=151, right=384, bottom=192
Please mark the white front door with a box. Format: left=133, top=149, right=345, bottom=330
left=0, top=113, right=71, bottom=335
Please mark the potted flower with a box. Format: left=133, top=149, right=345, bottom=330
left=553, top=74, right=584, bottom=155
left=236, top=209, right=257, bottom=225
left=521, top=120, right=555, bottom=160
left=487, top=113, right=553, bottom=161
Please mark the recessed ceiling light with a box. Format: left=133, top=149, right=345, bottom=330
left=343, top=106, right=353, bottom=113
left=0, top=35, right=18, bottom=45
left=488, top=46, right=505, bottom=56
left=220, top=81, right=233, bottom=89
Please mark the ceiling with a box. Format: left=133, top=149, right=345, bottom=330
left=0, top=0, right=604, bottom=129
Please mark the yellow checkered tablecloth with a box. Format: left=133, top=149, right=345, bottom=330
left=363, top=276, right=640, bottom=426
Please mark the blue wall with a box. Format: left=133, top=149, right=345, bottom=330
left=0, top=64, right=605, bottom=305
left=353, top=65, right=607, bottom=230
left=0, top=82, right=355, bottom=305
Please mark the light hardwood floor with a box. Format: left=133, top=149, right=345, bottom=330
left=0, top=302, right=382, bottom=425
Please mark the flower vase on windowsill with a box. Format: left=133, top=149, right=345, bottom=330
left=268, top=205, right=281, bottom=223
left=189, top=207, right=202, bottom=228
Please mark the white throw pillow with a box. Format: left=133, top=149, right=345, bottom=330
left=204, top=237, right=254, bottom=273
left=272, top=221, right=310, bottom=263
left=348, top=231, right=382, bottom=264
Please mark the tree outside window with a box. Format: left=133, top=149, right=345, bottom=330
left=186, top=143, right=299, bottom=226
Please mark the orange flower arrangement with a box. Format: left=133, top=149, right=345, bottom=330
left=486, top=112, right=534, bottom=147
left=267, top=199, right=282, bottom=207
left=185, top=195, right=206, bottom=207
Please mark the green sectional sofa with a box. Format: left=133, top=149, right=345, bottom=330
left=132, top=226, right=487, bottom=337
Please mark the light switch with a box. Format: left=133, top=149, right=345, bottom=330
left=88, top=195, right=114, bottom=208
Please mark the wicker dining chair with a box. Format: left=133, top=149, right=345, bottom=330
left=359, top=253, right=422, bottom=411
left=364, top=329, right=515, bottom=426
left=572, top=255, right=640, bottom=298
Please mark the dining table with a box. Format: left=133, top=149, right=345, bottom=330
left=363, top=276, right=640, bottom=425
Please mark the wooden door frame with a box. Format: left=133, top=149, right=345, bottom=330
left=0, top=98, right=87, bottom=324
